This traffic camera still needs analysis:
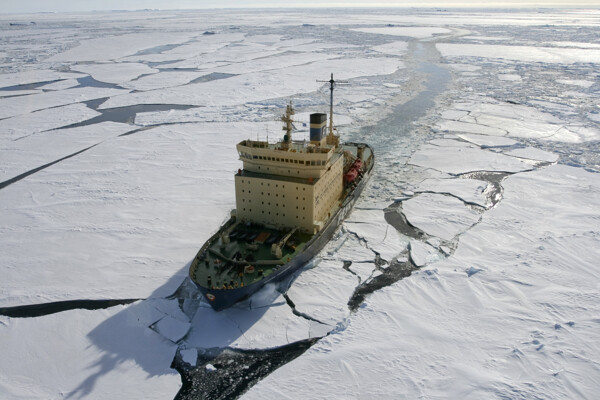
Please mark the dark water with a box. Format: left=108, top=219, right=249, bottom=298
left=173, top=339, right=318, bottom=400
left=67, top=101, right=197, bottom=128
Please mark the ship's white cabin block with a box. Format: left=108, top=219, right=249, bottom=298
left=235, top=118, right=344, bottom=234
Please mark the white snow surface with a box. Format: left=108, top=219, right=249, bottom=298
left=506, top=147, right=559, bottom=163
left=402, top=192, right=481, bottom=241
left=410, top=143, right=534, bottom=175
left=46, top=32, right=198, bottom=62
left=185, top=290, right=316, bottom=350
left=0, top=121, right=135, bottom=182
left=345, top=208, right=408, bottom=261
left=0, top=69, right=85, bottom=88
left=244, top=164, right=600, bottom=400
left=353, top=26, right=451, bottom=39
left=71, top=62, right=158, bottom=85
left=1, top=8, right=599, bottom=400
left=0, top=87, right=129, bottom=119
left=99, top=58, right=400, bottom=109
left=0, top=103, right=101, bottom=146
left=0, top=122, right=254, bottom=306
left=415, top=177, right=489, bottom=208
left=437, top=43, right=600, bottom=64
left=0, top=304, right=180, bottom=400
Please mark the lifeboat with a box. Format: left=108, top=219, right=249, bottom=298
left=344, top=159, right=362, bottom=183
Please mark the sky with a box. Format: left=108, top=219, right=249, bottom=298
left=1, top=0, right=599, bottom=14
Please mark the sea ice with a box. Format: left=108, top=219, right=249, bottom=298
left=402, top=193, right=481, bottom=241
left=0, top=305, right=180, bottom=399
left=505, top=147, right=559, bottom=163
left=36, top=78, right=80, bottom=91
left=353, top=27, right=451, bottom=39
left=0, top=86, right=129, bottom=119
left=180, top=348, right=198, bottom=367
left=285, top=260, right=358, bottom=327
left=153, top=315, right=191, bottom=343
left=0, top=122, right=256, bottom=306
left=244, top=164, right=600, bottom=400
left=46, top=32, right=198, bottom=62
left=344, top=208, right=407, bottom=261
left=371, top=41, right=408, bottom=55
left=0, top=103, right=101, bottom=146
left=437, top=43, right=600, bottom=64
left=184, top=293, right=313, bottom=350
left=415, top=177, right=489, bottom=208
left=99, top=57, right=400, bottom=109
left=409, top=143, right=533, bottom=175
left=456, top=133, right=518, bottom=148
left=0, top=69, right=85, bottom=88
left=409, top=239, right=442, bottom=267
left=71, top=62, right=158, bottom=85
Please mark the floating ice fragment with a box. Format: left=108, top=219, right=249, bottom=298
left=410, top=144, right=532, bottom=175
left=457, top=133, right=518, bottom=148
left=206, top=364, right=217, bottom=372
left=181, top=348, right=198, bottom=367
left=403, top=193, right=481, bottom=241
left=72, top=63, right=159, bottom=85
left=409, top=239, right=441, bottom=267
left=153, top=315, right=191, bottom=343
left=437, top=43, right=600, bottom=64
left=505, top=147, right=558, bottom=163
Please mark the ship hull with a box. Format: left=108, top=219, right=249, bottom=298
left=191, top=143, right=374, bottom=311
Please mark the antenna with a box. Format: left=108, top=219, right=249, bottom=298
left=317, top=73, right=348, bottom=144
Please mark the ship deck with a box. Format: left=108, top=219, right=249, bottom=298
left=191, top=224, right=313, bottom=290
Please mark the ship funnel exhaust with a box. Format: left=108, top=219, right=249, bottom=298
left=309, top=113, right=327, bottom=146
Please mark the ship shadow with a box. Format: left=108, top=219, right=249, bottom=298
left=69, top=261, right=283, bottom=399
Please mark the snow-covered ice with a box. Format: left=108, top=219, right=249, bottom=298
left=0, top=304, right=181, bottom=399
left=410, top=143, right=534, bottom=175
left=244, top=164, right=600, bottom=400
left=71, top=62, right=158, bottom=85
left=402, top=193, right=481, bottom=241
left=0, top=103, right=101, bottom=145
left=1, top=7, right=599, bottom=399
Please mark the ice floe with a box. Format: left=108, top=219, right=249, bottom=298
left=0, top=305, right=180, bottom=399
left=0, top=69, right=85, bottom=88
left=345, top=208, right=407, bottom=261
left=185, top=289, right=316, bottom=350
left=505, top=147, right=559, bottom=163
left=353, top=27, right=451, bottom=39
left=46, top=32, right=198, bottom=62
left=456, top=133, right=518, bottom=148
left=402, top=192, right=481, bottom=241
left=245, top=164, right=600, bottom=400
left=99, top=57, right=400, bottom=110
left=71, top=62, right=158, bottom=85
left=409, top=239, right=442, bottom=267
left=0, top=121, right=135, bottom=183
left=0, top=122, right=256, bottom=306
left=410, top=143, right=533, bottom=175
left=0, top=86, right=128, bottom=119
left=415, top=177, right=489, bottom=208
left=0, top=103, right=100, bottom=146
left=437, top=43, right=600, bottom=64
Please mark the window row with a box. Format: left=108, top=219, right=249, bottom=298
left=240, top=152, right=327, bottom=166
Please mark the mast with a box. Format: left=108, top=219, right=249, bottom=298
left=281, top=101, right=294, bottom=151
left=328, top=73, right=335, bottom=138
left=318, top=73, right=347, bottom=146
